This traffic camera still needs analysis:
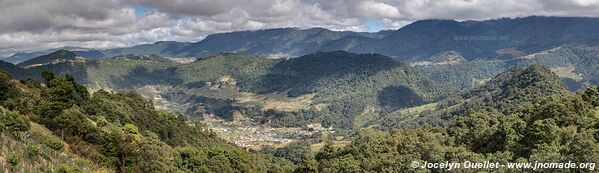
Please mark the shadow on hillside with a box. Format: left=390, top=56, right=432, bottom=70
left=377, top=85, right=424, bottom=113
left=158, top=89, right=235, bottom=119
left=109, top=66, right=183, bottom=89
left=258, top=51, right=399, bottom=96
left=560, top=77, right=582, bottom=91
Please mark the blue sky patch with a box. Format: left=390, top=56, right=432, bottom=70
left=364, top=19, right=384, bottom=32
left=135, top=6, right=149, bottom=17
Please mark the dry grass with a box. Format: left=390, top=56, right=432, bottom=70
left=354, top=106, right=378, bottom=129
left=310, top=140, right=351, bottom=153
left=1, top=122, right=112, bottom=173
left=551, top=65, right=582, bottom=81
left=237, top=92, right=315, bottom=112
left=190, top=83, right=315, bottom=112
left=395, top=102, right=438, bottom=118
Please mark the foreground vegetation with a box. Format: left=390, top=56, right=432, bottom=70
left=1, top=70, right=293, bottom=172
left=282, top=66, right=599, bottom=172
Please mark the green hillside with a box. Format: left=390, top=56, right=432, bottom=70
left=4, top=49, right=598, bottom=172
left=16, top=51, right=451, bottom=130
left=379, top=65, right=571, bottom=129
left=0, top=70, right=293, bottom=172
left=305, top=67, right=599, bottom=172
left=415, top=44, right=599, bottom=91
left=5, top=49, right=598, bottom=132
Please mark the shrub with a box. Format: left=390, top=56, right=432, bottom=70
left=7, top=154, right=21, bottom=167
left=27, top=145, right=40, bottom=158
left=124, top=123, right=139, bottom=134
left=96, top=116, right=109, bottom=127
left=0, top=106, right=30, bottom=133
left=46, top=140, right=64, bottom=150
left=57, top=164, right=83, bottom=173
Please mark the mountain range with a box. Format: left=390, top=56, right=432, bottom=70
left=2, top=16, right=599, bottom=130
left=4, top=49, right=596, bottom=172
left=2, top=15, right=599, bottom=172
left=4, top=16, right=599, bottom=93
left=1, top=51, right=452, bottom=130
left=4, top=16, right=599, bottom=64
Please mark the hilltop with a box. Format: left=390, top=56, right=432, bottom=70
left=379, top=65, right=571, bottom=129
left=18, top=50, right=85, bottom=68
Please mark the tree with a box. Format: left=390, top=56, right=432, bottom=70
left=0, top=70, right=21, bottom=104
left=584, top=86, right=599, bottom=107
left=54, top=106, right=103, bottom=143
left=41, top=70, right=55, bottom=85
left=294, top=158, right=318, bottom=173
left=39, top=73, right=90, bottom=128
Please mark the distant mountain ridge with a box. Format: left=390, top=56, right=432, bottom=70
left=0, top=28, right=383, bottom=64
left=1, top=47, right=106, bottom=64
left=362, top=16, right=599, bottom=60
left=174, top=28, right=388, bottom=58
left=5, top=16, right=598, bottom=64
left=18, top=50, right=84, bottom=68
left=102, top=41, right=192, bottom=58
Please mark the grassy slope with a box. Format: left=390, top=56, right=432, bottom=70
left=1, top=122, right=110, bottom=172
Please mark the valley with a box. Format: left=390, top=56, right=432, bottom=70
left=130, top=84, right=329, bottom=149
left=2, top=15, right=599, bottom=172
left=4, top=43, right=599, bottom=151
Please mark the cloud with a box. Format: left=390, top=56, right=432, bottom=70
left=2, top=0, right=599, bottom=57
left=357, top=1, right=401, bottom=18
left=129, top=0, right=229, bottom=16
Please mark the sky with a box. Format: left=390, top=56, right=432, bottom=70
left=1, top=0, right=599, bottom=57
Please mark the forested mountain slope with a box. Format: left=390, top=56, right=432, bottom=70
left=2, top=51, right=452, bottom=130
left=177, top=52, right=451, bottom=129
left=304, top=67, right=599, bottom=172
left=3, top=55, right=598, bottom=173
left=379, top=65, right=572, bottom=129
left=1, top=20, right=598, bottom=171
left=334, top=16, right=599, bottom=61
left=0, top=60, right=28, bottom=78
left=0, top=70, right=293, bottom=172
left=7, top=17, right=599, bottom=97
left=415, top=44, right=599, bottom=91
left=174, top=28, right=386, bottom=58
